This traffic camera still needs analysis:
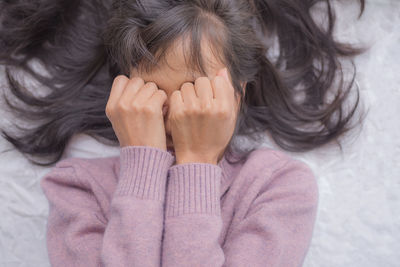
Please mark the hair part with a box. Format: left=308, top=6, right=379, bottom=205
left=107, top=2, right=229, bottom=77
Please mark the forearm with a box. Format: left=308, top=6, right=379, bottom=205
left=101, top=146, right=175, bottom=266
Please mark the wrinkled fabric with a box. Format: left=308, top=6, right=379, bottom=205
left=41, top=145, right=318, bottom=266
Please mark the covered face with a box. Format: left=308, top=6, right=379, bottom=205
left=130, top=36, right=243, bottom=149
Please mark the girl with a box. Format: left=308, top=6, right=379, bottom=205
left=0, top=0, right=366, bottom=266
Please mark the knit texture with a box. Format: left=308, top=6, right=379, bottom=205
left=40, top=145, right=319, bottom=266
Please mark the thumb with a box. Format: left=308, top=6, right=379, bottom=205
left=218, top=68, right=240, bottom=109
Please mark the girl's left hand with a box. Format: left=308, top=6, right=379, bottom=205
left=168, top=67, right=240, bottom=165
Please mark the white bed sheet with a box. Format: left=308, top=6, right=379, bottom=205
left=0, top=0, right=399, bottom=266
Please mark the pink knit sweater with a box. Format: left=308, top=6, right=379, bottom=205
left=40, top=145, right=319, bottom=266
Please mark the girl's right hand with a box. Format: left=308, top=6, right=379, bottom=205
left=105, top=75, right=168, bottom=151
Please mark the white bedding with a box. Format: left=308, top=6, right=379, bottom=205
left=0, top=1, right=399, bottom=266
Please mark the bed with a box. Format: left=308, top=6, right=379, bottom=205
left=0, top=0, right=399, bottom=266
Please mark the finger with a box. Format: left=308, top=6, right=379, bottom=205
left=169, top=90, right=184, bottom=115
left=107, top=75, right=130, bottom=109
left=180, top=82, right=197, bottom=108
left=119, top=76, right=145, bottom=108
left=211, top=74, right=227, bottom=102
left=212, top=68, right=236, bottom=107
left=149, top=89, right=168, bottom=113
left=218, top=67, right=235, bottom=92
left=194, top=77, right=213, bottom=108
left=134, top=82, right=159, bottom=105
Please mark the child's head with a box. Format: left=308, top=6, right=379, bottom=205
left=104, top=0, right=258, bottom=113
left=103, top=0, right=367, bottom=160
left=128, top=34, right=243, bottom=113
left=128, top=34, right=243, bottom=140
left=0, top=0, right=367, bottom=165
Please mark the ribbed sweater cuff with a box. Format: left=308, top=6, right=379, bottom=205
left=116, top=146, right=175, bottom=200
left=165, top=163, right=222, bottom=218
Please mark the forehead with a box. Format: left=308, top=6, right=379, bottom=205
left=165, top=35, right=224, bottom=76
left=130, top=35, right=225, bottom=90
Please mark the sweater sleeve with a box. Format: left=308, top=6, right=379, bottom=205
left=40, top=146, right=175, bottom=267
left=161, top=163, right=225, bottom=266
left=161, top=159, right=319, bottom=267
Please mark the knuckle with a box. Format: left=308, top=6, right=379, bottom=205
left=195, top=76, right=209, bottom=84
left=105, top=105, right=113, bottom=117
left=204, top=107, right=213, bottom=116
left=145, top=81, right=158, bottom=90
left=157, top=89, right=167, bottom=98
left=131, top=103, right=141, bottom=113
left=174, top=110, right=184, bottom=119
left=186, top=105, right=200, bottom=115
left=142, top=105, right=156, bottom=115
left=117, top=102, right=130, bottom=113
left=112, top=75, right=129, bottom=89
left=171, top=90, right=180, bottom=97
left=181, top=82, right=193, bottom=90
left=216, top=107, right=230, bottom=118
left=114, top=75, right=128, bottom=84
left=184, top=106, right=193, bottom=115
left=131, top=76, right=145, bottom=87
left=201, top=102, right=212, bottom=112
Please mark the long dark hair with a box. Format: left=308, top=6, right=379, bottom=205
left=0, top=0, right=367, bottom=166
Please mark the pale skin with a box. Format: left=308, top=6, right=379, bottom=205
left=105, top=38, right=245, bottom=165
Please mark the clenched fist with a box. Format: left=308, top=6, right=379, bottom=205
left=105, top=76, right=168, bottom=151
left=167, top=67, right=241, bottom=165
